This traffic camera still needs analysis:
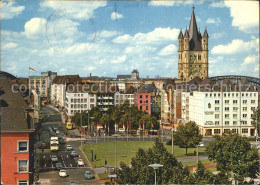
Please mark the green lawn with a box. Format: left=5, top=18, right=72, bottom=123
left=182, top=159, right=211, bottom=167
left=81, top=141, right=206, bottom=168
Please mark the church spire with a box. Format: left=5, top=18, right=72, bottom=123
left=188, top=5, right=199, bottom=41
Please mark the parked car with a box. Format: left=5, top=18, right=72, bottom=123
left=59, top=169, right=67, bottom=177
left=40, top=142, right=46, bottom=149
left=78, top=159, right=84, bottom=166
left=59, top=137, right=66, bottom=144
left=71, top=151, right=78, bottom=157
left=56, top=130, right=60, bottom=134
left=66, top=145, right=73, bottom=150
left=56, top=163, right=62, bottom=170
left=70, top=180, right=76, bottom=185
left=51, top=155, right=58, bottom=162
left=198, top=142, right=205, bottom=147
left=84, top=171, right=94, bottom=179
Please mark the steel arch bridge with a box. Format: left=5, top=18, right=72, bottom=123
left=209, top=75, right=260, bottom=86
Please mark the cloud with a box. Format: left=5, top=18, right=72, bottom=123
left=148, top=1, right=176, bottom=6
left=211, top=39, right=259, bottom=55
left=148, top=0, right=202, bottom=7
left=125, top=46, right=156, bottom=55
left=211, top=32, right=225, bottom=39
left=24, top=18, right=47, bottom=38
left=206, top=17, right=221, bottom=25
left=241, top=55, right=259, bottom=66
left=3, top=42, right=18, bottom=49
left=40, top=1, right=107, bottom=19
left=113, top=27, right=179, bottom=45
left=209, top=56, right=223, bottom=64
left=209, top=1, right=225, bottom=8
left=110, top=12, right=124, bottom=20
left=158, top=44, right=177, bottom=56
left=0, top=1, right=25, bottom=19
left=111, top=55, right=127, bottom=64
left=97, top=30, right=118, bottom=38
left=224, top=1, right=259, bottom=33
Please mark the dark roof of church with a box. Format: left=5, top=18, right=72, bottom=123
left=203, top=29, right=209, bottom=38
left=178, top=30, right=183, bottom=39
left=132, top=69, right=139, bottom=73
left=117, top=75, right=131, bottom=79
left=188, top=8, right=202, bottom=51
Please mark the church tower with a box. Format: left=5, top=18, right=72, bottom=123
left=178, top=6, right=209, bottom=82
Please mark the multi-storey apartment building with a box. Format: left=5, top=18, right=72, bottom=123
left=51, top=75, right=82, bottom=108
left=1, top=71, right=35, bottom=185
left=114, top=86, right=136, bottom=106
left=29, top=71, right=57, bottom=99
left=65, top=84, right=97, bottom=117
left=189, top=91, right=258, bottom=137
left=96, top=85, right=117, bottom=111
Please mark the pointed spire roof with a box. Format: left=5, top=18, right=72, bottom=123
left=187, top=6, right=202, bottom=51
left=184, top=28, right=189, bottom=37
left=203, top=28, right=209, bottom=38
left=188, top=6, right=199, bottom=41
left=178, top=30, right=183, bottom=39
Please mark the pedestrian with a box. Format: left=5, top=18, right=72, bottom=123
left=94, top=154, right=96, bottom=160
left=42, top=148, right=44, bottom=153
left=105, top=158, right=107, bottom=166
left=194, top=150, right=196, bottom=156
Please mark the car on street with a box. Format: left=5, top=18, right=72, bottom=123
left=59, top=137, right=66, bottom=144
left=84, top=171, right=94, bottom=179
left=40, top=142, right=46, bottom=149
left=70, top=180, right=76, bottom=185
left=51, top=155, right=58, bottom=162
left=48, top=127, right=53, bottom=132
left=56, top=163, right=63, bottom=170
left=59, top=169, right=67, bottom=177
left=71, top=151, right=78, bottom=157
left=78, top=159, right=84, bottom=166
left=66, top=145, right=73, bottom=150
left=53, top=127, right=58, bottom=131
left=56, top=130, right=60, bottom=134
left=198, top=142, right=205, bottom=147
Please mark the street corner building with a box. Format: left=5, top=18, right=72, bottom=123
left=0, top=71, right=35, bottom=185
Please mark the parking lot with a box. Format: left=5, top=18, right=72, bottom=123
left=39, top=151, right=89, bottom=169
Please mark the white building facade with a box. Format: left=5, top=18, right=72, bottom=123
left=114, top=91, right=134, bottom=106
left=188, top=91, right=258, bottom=137
left=65, top=92, right=97, bottom=117
left=51, top=83, right=66, bottom=108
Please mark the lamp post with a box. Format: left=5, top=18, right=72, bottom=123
left=80, top=105, right=83, bottom=146
left=171, top=128, right=176, bottom=155
left=149, top=163, right=163, bottom=185
left=112, top=134, right=120, bottom=177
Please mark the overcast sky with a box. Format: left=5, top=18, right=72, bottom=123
left=1, top=0, right=259, bottom=78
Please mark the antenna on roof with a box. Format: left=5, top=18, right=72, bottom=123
left=192, top=4, right=195, bottom=11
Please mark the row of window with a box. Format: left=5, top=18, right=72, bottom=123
left=215, top=107, right=255, bottom=111
left=215, top=114, right=252, bottom=119
left=215, top=100, right=255, bottom=104
left=71, top=99, right=95, bottom=103
left=73, top=94, right=94, bottom=97
left=214, top=120, right=251, bottom=125
left=206, top=92, right=257, bottom=98
left=139, top=95, right=149, bottom=99
left=213, top=128, right=248, bottom=134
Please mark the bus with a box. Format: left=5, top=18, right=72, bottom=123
left=50, top=137, right=59, bottom=151
left=66, top=122, right=72, bottom=130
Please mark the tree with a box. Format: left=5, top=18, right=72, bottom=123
left=251, top=106, right=260, bottom=136
left=117, top=138, right=183, bottom=184
left=206, top=134, right=259, bottom=183
left=173, top=121, right=202, bottom=155
left=193, top=161, right=214, bottom=184
left=72, top=112, right=88, bottom=127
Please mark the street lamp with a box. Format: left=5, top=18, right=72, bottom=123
left=149, top=163, right=163, bottom=185
left=112, top=134, right=120, bottom=176
left=171, top=128, right=176, bottom=155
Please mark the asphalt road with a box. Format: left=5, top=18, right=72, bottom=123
left=37, top=106, right=98, bottom=185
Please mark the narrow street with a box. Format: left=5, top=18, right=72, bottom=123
left=36, top=106, right=98, bottom=185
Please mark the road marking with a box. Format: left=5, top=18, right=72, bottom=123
left=70, top=164, right=72, bottom=167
